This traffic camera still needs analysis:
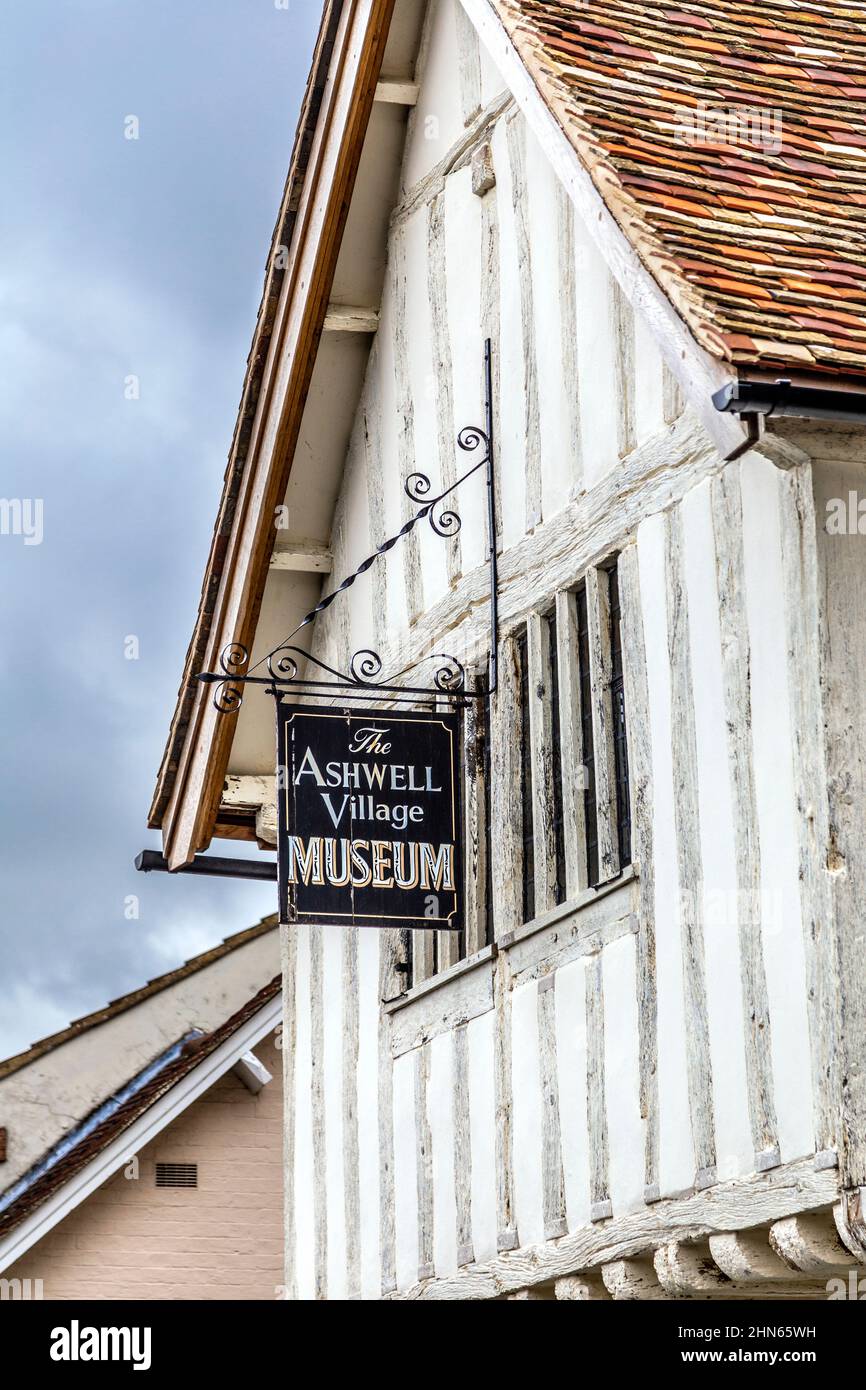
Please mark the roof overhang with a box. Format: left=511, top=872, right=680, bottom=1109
left=149, top=0, right=399, bottom=868
left=150, top=0, right=773, bottom=869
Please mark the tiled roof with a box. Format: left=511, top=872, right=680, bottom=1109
left=494, top=0, right=866, bottom=376
left=0, top=976, right=281, bottom=1240
left=0, top=913, right=278, bottom=1081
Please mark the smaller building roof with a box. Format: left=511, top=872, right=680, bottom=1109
left=0, top=913, right=278, bottom=1082
left=0, top=975, right=281, bottom=1245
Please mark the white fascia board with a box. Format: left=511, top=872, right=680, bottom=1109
left=0, top=993, right=281, bottom=1273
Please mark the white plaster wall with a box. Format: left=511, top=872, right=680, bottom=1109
left=554, top=957, right=590, bottom=1231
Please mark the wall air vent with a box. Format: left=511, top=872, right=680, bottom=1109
left=155, top=1162, right=198, bottom=1188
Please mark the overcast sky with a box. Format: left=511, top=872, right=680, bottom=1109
left=0, top=1, right=321, bottom=1056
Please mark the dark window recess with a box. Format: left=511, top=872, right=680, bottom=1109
left=576, top=586, right=599, bottom=887
left=517, top=630, right=535, bottom=923
left=608, top=564, right=632, bottom=869
left=400, top=929, right=413, bottom=991
left=0, top=1127, right=7, bottom=1163
left=546, top=613, right=566, bottom=906
left=155, top=1162, right=198, bottom=1189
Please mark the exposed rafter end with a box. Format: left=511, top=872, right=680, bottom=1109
left=374, top=79, right=419, bottom=106
left=269, top=542, right=333, bottom=574
left=322, top=304, right=380, bottom=334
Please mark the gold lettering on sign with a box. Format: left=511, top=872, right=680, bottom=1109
left=285, top=837, right=456, bottom=892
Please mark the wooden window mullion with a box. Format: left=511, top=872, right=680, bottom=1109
left=586, top=567, right=620, bottom=884
left=555, top=589, right=589, bottom=900
left=527, top=612, right=559, bottom=917
left=490, top=634, right=525, bottom=939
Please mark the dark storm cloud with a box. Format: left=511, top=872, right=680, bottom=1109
left=0, top=1, right=321, bottom=1053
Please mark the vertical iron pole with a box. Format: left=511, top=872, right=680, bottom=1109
left=484, top=338, right=498, bottom=695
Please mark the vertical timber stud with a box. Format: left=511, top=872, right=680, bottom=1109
left=778, top=463, right=839, bottom=1167
left=309, top=927, right=327, bottom=1299
left=586, top=953, right=612, bottom=1221
left=428, top=194, right=462, bottom=588
left=342, top=928, right=362, bottom=1297
left=281, top=924, right=298, bottom=1300
left=712, top=467, right=780, bottom=1170
left=665, top=509, right=716, bottom=1189
left=555, top=588, right=588, bottom=900
left=586, top=567, right=620, bottom=883
left=378, top=933, right=402, bottom=1294
left=527, top=612, right=558, bottom=916
left=453, top=1024, right=475, bottom=1266
left=537, top=974, right=567, bottom=1238
left=491, top=634, right=521, bottom=1250
left=415, top=1045, right=435, bottom=1282
left=617, top=544, right=660, bottom=1200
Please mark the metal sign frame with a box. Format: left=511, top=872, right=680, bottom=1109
left=276, top=702, right=464, bottom=932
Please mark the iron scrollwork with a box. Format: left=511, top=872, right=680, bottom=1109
left=196, top=340, right=497, bottom=713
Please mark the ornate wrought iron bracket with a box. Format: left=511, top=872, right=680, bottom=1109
left=197, top=340, right=499, bottom=713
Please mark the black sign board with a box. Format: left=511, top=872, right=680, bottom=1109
left=277, top=704, right=463, bottom=931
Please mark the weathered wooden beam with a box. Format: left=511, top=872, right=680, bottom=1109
left=665, top=509, right=715, bottom=1187
left=269, top=542, right=333, bottom=572
left=322, top=303, right=380, bottom=333
left=527, top=612, right=558, bottom=917
left=554, top=589, right=588, bottom=900
left=453, top=1024, right=475, bottom=1268
left=708, top=1229, right=808, bottom=1284
left=415, top=1045, right=435, bottom=1282
left=342, top=929, right=361, bottom=1298
left=617, top=543, right=659, bottom=1201
left=769, top=1212, right=852, bottom=1275
left=555, top=1274, right=611, bottom=1300
left=537, top=974, right=567, bottom=1240
left=585, top=566, right=619, bottom=883
left=602, top=1258, right=668, bottom=1301
left=220, top=774, right=277, bottom=846
left=374, top=78, right=419, bottom=106
left=309, top=927, right=327, bottom=1300
left=388, top=1158, right=839, bottom=1300
left=586, top=954, right=611, bottom=1222
left=281, top=924, right=298, bottom=1300
left=378, top=932, right=403, bottom=1295
left=654, top=1241, right=732, bottom=1297
left=712, top=468, right=780, bottom=1170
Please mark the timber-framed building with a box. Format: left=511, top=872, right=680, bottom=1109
left=149, top=0, right=866, bottom=1299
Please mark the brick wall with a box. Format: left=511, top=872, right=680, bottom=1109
left=3, top=1034, right=283, bottom=1301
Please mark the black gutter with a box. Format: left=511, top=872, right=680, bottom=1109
left=135, top=850, right=277, bottom=883
left=713, top=377, right=866, bottom=423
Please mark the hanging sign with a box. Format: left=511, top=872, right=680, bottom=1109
left=277, top=704, right=463, bottom=931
